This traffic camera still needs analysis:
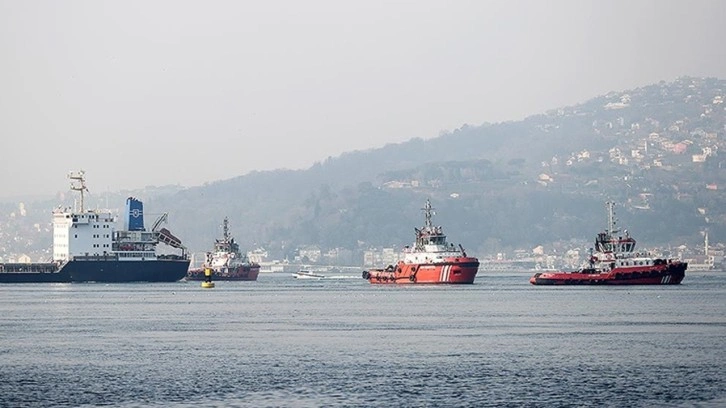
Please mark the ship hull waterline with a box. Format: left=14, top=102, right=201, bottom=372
left=0, top=263, right=69, bottom=283
left=530, top=262, right=687, bottom=285
left=0, top=259, right=190, bottom=283
left=66, top=259, right=190, bottom=283
left=186, top=266, right=260, bottom=281
left=363, top=259, right=480, bottom=284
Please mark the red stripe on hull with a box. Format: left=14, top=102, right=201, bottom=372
left=364, top=258, right=479, bottom=284
left=529, top=262, right=687, bottom=285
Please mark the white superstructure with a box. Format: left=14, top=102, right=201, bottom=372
left=401, top=199, right=469, bottom=264
left=52, top=208, right=116, bottom=262
left=50, top=171, right=177, bottom=263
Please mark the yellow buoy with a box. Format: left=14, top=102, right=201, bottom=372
left=201, top=267, right=214, bottom=288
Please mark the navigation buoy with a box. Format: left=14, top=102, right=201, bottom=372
left=201, top=267, right=215, bottom=288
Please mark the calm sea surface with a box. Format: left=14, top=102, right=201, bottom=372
left=1, top=272, right=725, bottom=408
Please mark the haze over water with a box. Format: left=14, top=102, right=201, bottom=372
left=2, top=1, right=726, bottom=198
left=1, top=272, right=725, bottom=407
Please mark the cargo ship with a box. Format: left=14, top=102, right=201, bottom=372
left=362, top=199, right=480, bottom=284
left=186, top=217, right=260, bottom=281
left=530, top=201, right=687, bottom=285
left=0, top=171, right=190, bottom=283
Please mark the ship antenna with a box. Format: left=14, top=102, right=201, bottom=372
left=704, top=228, right=709, bottom=257
left=606, top=201, right=619, bottom=236
left=223, top=217, right=230, bottom=242
left=422, top=199, right=435, bottom=230
left=69, top=170, right=88, bottom=212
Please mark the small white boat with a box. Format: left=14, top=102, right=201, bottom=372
left=292, top=270, right=325, bottom=280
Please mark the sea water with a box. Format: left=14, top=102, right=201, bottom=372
left=1, top=272, right=724, bottom=407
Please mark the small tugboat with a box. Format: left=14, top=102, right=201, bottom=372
left=186, top=217, right=260, bottom=281
left=530, top=201, right=687, bottom=285
left=362, top=199, right=480, bottom=284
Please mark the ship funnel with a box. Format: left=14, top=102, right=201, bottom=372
left=124, top=197, right=145, bottom=231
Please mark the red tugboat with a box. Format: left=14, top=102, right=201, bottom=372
left=187, top=217, right=260, bottom=281
left=530, top=202, right=687, bottom=285
left=362, top=199, right=480, bottom=284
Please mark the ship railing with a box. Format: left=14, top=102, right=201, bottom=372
left=0, top=262, right=61, bottom=273
left=158, top=254, right=188, bottom=260
left=71, top=254, right=121, bottom=262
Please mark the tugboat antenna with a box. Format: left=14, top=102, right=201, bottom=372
left=223, top=217, right=230, bottom=241
left=69, top=170, right=88, bottom=212
left=606, top=201, right=619, bottom=236
left=422, top=199, right=435, bottom=229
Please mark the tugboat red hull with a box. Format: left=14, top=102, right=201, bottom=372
left=530, top=261, right=687, bottom=285
left=363, top=258, right=480, bottom=284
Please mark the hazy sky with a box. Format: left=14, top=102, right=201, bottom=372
left=1, top=0, right=725, bottom=198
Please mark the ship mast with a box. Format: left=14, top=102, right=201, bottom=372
left=69, top=171, right=88, bottom=212
left=223, top=216, right=230, bottom=242
left=704, top=229, right=709, bottom=257
left=422, top=199, right=434, bottom=230
left=606, top=201, right=619, bottom=237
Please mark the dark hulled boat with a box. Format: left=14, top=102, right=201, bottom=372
left=530, top=201, right=687, bottom=285
left=0, top=263, right=68, bottom=283
left=186, top=217, right=260, bottom=281
left=0, top=171, right=190, bottom=283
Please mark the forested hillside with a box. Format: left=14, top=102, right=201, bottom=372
left=3, top=77, right=725, bottom=261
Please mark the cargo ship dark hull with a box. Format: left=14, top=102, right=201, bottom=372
left=0, top=263, right=69, bottom=283
left=0, top=257, right=190, bottom=283
left=66, top=256, right=190, bottom=283
left=530, top=262, right=687, bottom=285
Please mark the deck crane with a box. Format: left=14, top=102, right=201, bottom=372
left=150, top=212, right=187, bottom=255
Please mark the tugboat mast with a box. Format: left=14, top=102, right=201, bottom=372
left=606, top=201, right=619, bottom=237
left=422, top=199, right=434, bottom=230
left=69, top=170, right=88, bottom=212
left=223, top=216, right=230, bottom=242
